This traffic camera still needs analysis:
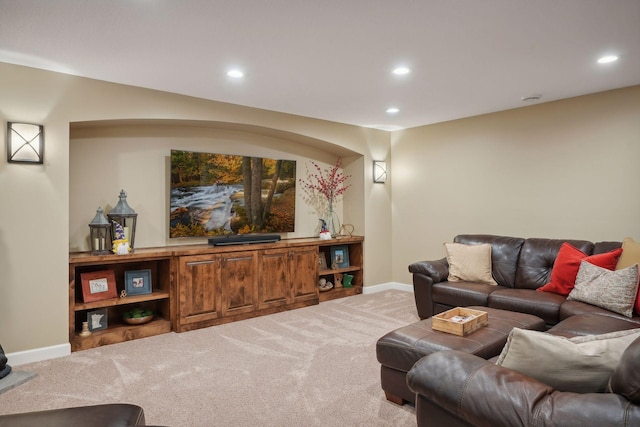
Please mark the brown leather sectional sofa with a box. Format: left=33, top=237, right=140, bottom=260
left=410, top=234, right=635, bottom=326
left=0, top=404, right=148, bottom=427
left=407, top=337, right=640, bottom=427
left=406, top=234, right=640, bottom=426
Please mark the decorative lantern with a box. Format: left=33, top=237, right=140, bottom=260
left=89, top=207, right=111, bottom=255
left=107, top=189, right=138, bottom=251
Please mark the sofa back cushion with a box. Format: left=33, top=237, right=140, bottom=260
left=514, top=238, right=594, bottom=289
left=594, top=241, right=623, bottom=255
left=537, top=243, right=622, bottom=296
left=454, top=235, right=525, bottom=288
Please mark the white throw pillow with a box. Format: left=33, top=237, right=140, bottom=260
left=567, top=261, right=639, bottom=318
left=444, top=242, right=497, bottom=285
left=496, top=327, right=640, bottom=393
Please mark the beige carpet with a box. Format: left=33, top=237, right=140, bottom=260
left=0, top=290, right=419, bottom=426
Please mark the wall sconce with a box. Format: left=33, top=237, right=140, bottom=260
left=7, top=122, right=44, bottom=164
left=373, top=161, right=387, bottom=183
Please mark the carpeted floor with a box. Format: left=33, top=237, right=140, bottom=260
left=0, top=371, right=37, bottom=394
left=0, top=290, right=419, bottom=426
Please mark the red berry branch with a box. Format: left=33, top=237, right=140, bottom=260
left=299, top=157, right=351, bottom=215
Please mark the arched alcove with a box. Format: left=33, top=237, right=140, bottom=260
left=69, top=119, right=365, bottom=251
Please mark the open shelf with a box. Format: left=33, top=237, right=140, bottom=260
left=69, top=252, right=173, bottom=352
left=317, top=238, right=363, bottom=301
left=73, top=290, right=171, bottom=311
left=71, top=318, right=172, bottom=351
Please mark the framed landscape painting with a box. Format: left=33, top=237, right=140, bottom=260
left=170, top=150, right=296, bottom=238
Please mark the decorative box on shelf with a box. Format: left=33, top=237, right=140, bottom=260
left=432, top=307, right=488, bottom=336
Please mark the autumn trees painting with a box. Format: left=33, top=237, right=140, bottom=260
left=170, top=150, right=296, bottom=237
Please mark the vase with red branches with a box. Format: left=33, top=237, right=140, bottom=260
left=299, top=157, right=351, bottom=237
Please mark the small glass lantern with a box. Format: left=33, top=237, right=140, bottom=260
left=107, top=189, right=138, bottom=251
left=89, top=207, right=111, bottom=255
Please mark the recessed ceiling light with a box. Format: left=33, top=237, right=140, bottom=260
left=227, top=69, right=244, bottom=78
left=392, top=67, right=411, bottom=76
left=597, top=55, right=618, bottom=64
left=386, top=107, right=400, bottom=114
left=521, top=94, right=542, bottom=102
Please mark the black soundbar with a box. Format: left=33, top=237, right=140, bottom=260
left=208, top=234, right=282, bottom=246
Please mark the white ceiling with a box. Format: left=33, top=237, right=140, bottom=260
left=1, top=0, right=639, bottom=131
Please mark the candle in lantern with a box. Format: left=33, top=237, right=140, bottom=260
left=94, top=238, right=105, bottom=250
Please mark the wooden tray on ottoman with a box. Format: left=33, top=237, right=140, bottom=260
left=432, top=307, right=488, bottom=336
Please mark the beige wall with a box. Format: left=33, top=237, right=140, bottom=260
left=0, top=62, right=392, bottom=355
left=391, top=86, right=640, bottom=283
left=69, top=122, right=348, bottom=250
left=3, top=59, right=637, bottom=356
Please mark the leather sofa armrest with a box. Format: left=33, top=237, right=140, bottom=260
left=407, top=351, right=640, bottom=427
left=409, top=258, right=448, bottom=319
left=0, top=404, right=146, bottom=427
left=408, top=258, right=449, bottom=282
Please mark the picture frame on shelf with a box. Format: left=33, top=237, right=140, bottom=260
left=318, top=252, right=329, bottom=270
left=87, top=308, right=108, bottom=331
left=124, top=269, right=152, bottom=296
left=330, top=245, right=350, bottom=269
left=80, top=270, right=117, bottom=303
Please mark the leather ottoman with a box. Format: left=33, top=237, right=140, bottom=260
left=376, top=306, right=545, bottom=405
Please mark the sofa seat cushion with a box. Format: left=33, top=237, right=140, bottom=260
left=547, top=314, right=640, bottom=338
left=560, top=300, right=640, bottom=324
left=432, top=281, right=498, bottom=308
left=488, top=288, right=565, bottom=324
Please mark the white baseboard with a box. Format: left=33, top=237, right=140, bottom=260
left=4, top=284, right=411, bottom=365
left=363, top=282, right=413, bottom=294
left=7, top=343, right=70, bottom=366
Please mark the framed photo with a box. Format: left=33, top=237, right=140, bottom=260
left=124, top=269, right=152, bottom=295
left=330, top=245, right=350, bottom=269
left=318, top=252, right=329, bottom=270
left=80, top=270, right=117, bottom=302
left=87, top=308, right=108, bottom=331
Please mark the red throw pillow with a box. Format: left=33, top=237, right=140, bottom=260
left=537, top=243, right=623, bottom=296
